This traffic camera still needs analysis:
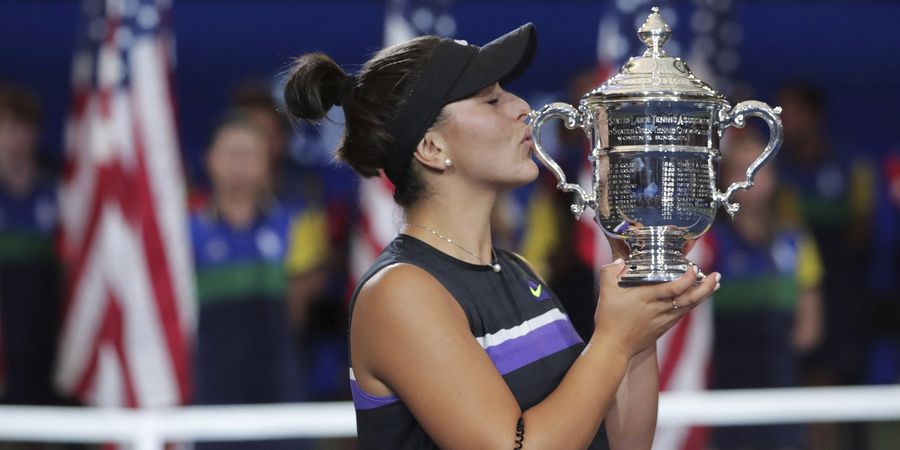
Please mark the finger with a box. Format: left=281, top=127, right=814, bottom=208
left=649, top=266, right=698, bottom=300
left=598, top=258, right=626, bottom=288
left=672, top=271, right=720, bottom=311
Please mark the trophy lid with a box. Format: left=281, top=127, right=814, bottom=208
left=583, top=6, right=726, bottom=104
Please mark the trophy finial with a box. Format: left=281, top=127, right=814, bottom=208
left=638, top=6, right=671, bottom=57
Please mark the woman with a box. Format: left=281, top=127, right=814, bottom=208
left=708, top=130, right=823, bottom=450
left=283, top=24, right=719, bottom=449
left=190, top=112, right=317, bottom=449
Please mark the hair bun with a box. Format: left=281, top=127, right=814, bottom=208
left=283, top=53, right=348, bottom=121
left=334, top=74, right=357, bottom=106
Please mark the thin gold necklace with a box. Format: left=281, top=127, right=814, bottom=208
left=404, top=224, right=501, bottom=272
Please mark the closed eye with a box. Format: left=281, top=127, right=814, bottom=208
left=486, top=97, right=500, bottom=105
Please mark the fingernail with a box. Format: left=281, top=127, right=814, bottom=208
left=714, top=282, right=721, bottom=291
left=612, top=258, right=624, bottom=265
left=715, top=273, right=722, bottom=282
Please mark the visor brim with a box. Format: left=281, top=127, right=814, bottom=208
left=447, top=23, right=537, bottom=102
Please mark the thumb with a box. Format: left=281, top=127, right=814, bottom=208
left=599, top=258, right=626, bottom=287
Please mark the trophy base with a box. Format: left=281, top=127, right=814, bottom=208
left=619, top=227, right=706, bottom=287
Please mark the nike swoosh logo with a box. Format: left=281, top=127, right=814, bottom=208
left=529, top=284, right=542, bottom=298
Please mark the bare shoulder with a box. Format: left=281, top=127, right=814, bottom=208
left=353, top=262, right=466, bottom=328
left=350, top=263, right=521, bottom=448
left=350, top=262, right=470, bottom=387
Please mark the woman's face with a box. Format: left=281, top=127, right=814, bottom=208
left=434, top=83, right=538, bottom=189
left=207, top=125, right=270, bottom=197
left=722, top=136, right=776, bottom=209
left=0, top=112, right=37, bottom=173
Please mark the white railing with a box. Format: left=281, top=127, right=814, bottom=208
left=1, top=385, right=898, bottom=450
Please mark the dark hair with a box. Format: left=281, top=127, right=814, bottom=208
left=0, top=81, right=41, bottom=125
left=207, top=108, right=269, bottom=156
left=282, top=37, right=442, bottom=208
left=778, top=81, right=826, bottom=113
left=231, top=80, right=288, bottom=132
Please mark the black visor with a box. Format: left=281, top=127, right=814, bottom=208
left=384, top=23, right=537, bottom=185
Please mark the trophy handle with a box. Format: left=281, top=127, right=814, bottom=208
left=713, top=100, right=783, bottom=217
left=528, top=102, right=596, bottom=219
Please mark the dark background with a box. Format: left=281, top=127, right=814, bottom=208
left=2, top=0, right=899, bottom=180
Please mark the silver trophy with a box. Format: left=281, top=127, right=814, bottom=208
left=529, top=6, right=783, bottom=286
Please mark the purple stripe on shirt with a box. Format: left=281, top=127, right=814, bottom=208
left=485, top=319, right=583, bottom=375
left=350, top=378, right=399, bottom=410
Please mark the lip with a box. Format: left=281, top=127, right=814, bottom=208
left=521, top=129, right=533, bottom=145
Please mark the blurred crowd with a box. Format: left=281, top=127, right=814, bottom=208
left=0, top=71, right=898, bottom=450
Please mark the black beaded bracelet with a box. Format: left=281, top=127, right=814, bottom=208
left=514, top=416, right=525, bottom=449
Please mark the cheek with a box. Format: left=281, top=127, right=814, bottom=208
left=754, top=172, right=776, bottom=197
left=451, top=112, right=510, bottom=148
left=210, top=151, right=266, bottom=184
left=247, top=159, right=269, bottom=181
left=735, top=172, right=775, bottom=203
left=233, top=154, right=267, bottom=181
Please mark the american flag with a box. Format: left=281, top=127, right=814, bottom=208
left=685, top=0, right=743, bottom=100
left=55, top=0, right=194, bottom=408
left=579, top=3, right=716, bottom=450
left=350, top=0, right=457, bottom=286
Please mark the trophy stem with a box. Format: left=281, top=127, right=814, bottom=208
left=619, top=227, right=705, bottom=287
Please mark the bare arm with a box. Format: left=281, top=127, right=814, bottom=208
left=351, top=261, right=717, bottom=449
left=792, top=287, right=823, bottom=353
left=600, top=237, right=660, bottom=450
left=604, top=345, right=659, bottom=450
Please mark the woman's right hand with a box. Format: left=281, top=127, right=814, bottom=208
left=592, top=260, right=719, bottom=357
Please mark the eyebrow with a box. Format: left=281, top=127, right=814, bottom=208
left=475, top=83, right=500, bottom=97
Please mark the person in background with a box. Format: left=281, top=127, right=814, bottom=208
left=230, top=83, right=330, bottom=329
left=775, top=81, right=876, bottom=449
left=776, top=82, right=875, bottom=385
left=709, top=130, right=824, bottom=450
left=229, top=82, right=349, bottom=402
left=232, top=82, right=314, bottom=204
left=190, top=110, right=324, bottom=449
left=0, top=82, right=64, bottom=407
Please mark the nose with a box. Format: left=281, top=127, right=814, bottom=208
left=511, top=94, right=531, bottom=122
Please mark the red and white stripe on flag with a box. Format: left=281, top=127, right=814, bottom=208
left=350, top=176, right=403, bottom=286
left=55, top=0, right=194, bottom=408
left=581, top=219, right=714, bottom=450
left=653, top=237, right=714, bottom=450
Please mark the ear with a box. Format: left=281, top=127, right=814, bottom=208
left=412, top=129, right=450, bottom=172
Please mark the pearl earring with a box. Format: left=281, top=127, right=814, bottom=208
left=443, top=158, right=453, bottom=168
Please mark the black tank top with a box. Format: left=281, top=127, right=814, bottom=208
left=348, top=235, right=607, bottom=449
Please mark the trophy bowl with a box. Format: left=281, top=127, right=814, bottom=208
left=529, top=7, right=783, bottom=286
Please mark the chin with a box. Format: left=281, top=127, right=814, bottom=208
left=523, top=160, right=540, bottom=182
left=507, top=160, right=540, bottom=187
